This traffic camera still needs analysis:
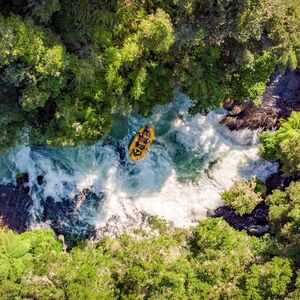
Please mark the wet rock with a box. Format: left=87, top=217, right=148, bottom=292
left=222, top=68, right=300, bottom=131
left=213, top=203, right=269, bottom=236
left=37, top=175, right=44, bottom=185
left=74, top=188, right=90, bottom=209
left=265, top=173, right=288, bottom=194
left=42, top=189, right=103, bottom=237
left=16, top=173, right=30, bottom=194
left=0, top=184, right=33, bottom=232
left=230, top=104, right=244, bottom=116
left=43, top=196, right=75, bottom=223
left=0, top=178, right=104, bottom=237
left=223, top=98, right=236, bottom=111
left=265, top=172, right=300, bottom=194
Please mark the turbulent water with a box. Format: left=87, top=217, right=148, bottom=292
left=0, top=94, right=277, bottom=235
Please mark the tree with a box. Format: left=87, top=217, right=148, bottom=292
left=221, top=177, right=265, bottom=216
left=267, top=181, right=300, bottom=240
left=243, top=257, right=292, bottom=300
left=231, top=50, right=276, bottom=100
left=260, top=112, right=300, bottom=176
left=287, top=270, right=300, bottom=299
left=191, top=218, right=270, bottom=298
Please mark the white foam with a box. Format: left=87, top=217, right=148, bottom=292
left=0, top=93, right=277, bottom=233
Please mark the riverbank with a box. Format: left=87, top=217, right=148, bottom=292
left=0, top=69, right=299, bottom=237
left=222, top=68, right=300, bottom=130
left=0, top=170, right=298, bottom=237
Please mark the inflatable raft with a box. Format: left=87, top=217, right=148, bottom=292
left=129, top=125, right=155, bottom=161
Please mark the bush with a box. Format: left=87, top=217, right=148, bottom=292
left=221, top=177, right=264, bottom=216
left=260, top=112, right=300, bottom=176
left=0, top=219, right=276, bottom=299
left=266, top=181, right=300, bottom=264
left=244, top=257, right=292, bottom=300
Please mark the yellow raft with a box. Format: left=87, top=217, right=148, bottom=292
left=129, top=125, right=155, bottom=161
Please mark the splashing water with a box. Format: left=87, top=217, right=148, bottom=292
left=0, top=94, right=277, bottom=235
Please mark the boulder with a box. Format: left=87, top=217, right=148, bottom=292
left=222, top=68, right=300, bottom=131
left=0, top=184, right=33, bottom=232
left=213, top=202, right=269, bottom=236
left=41, top=189, right=103, bottom=237
left=265, top=172, right=300, bottom=194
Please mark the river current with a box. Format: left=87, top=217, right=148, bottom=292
left=0, top=93, right=277, bottom=235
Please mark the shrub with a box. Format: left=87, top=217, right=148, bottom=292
left=260, top=112, right=300, bottom=176
left=221, top=177, right=264, bottom=215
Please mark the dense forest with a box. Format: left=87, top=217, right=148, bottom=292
left=1, top=180, right=300, bottom=300
left=0, top=0, right=300, bottom=299
left=0, top=0, right=299, bottom=147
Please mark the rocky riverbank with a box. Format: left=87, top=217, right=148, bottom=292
left=0, top=171, right=295, bottom=237
left=0, top=183, right=32, bottom=232
left=0, top=173, right=97, bottom=236
left=215, top=68, right=300, bottom=235
left=1, top=69, right=299, bottom=236
left=213, top=203, right=269, bottom=236
left=222, top=68, right=300, bottom=130
left=0, top=174, right=151, bottom=238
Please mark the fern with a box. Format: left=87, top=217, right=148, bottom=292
left=260, top=112, right=300, bottom=175
left=0, top=257, right=10, bottom=281
left=11, top=258, right=27, bottom=280
left=274, top=112, right=300, bottom=143
left=4, top=231, right=31, bottom=259
left=6, top=241, right=31, bottom=259
left=188, top=67, right=225, bottom=112
left=0, top=230, right=34, bottom=282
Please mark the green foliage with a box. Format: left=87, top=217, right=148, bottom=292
left=0, top=14, right=69, bottom=147
left=287, top=270, right=300, bottom=299
left=0, top=15, right=67, bottom=98
left=266, top=0, right=300, bottom=69
left=0, top=218, right=282, bottom=299
left=221, top=177, right=264, bottom=216
left=0, top=102, right=24, bottom=151
left=192, top=218, right=267, bottom=299
left=260, top=112, right=300, bottom=175
left=244, top=257, right=292, bottom=300
left=231, top=50, right=276, bottom=100
left=138, top=9, right=174, bottom=53
left=31, top=0, right=61, bottom=23
left=266, top=181, right=300, bottom=265
left=177, top=33, right=227, bottom=112
left=21, top=229, right=63, bottom=254
left=0, top=230, right=32, bottom=282
left=1, top=0, right=300, bottom=149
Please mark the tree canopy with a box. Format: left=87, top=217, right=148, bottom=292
left=0, top=218, right=295, bottom=300
left=1, top=0, right=300, bottom=148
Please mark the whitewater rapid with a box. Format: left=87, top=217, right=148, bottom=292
left=0, top=94, right=277, bottom=235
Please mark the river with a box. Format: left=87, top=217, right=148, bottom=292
left=0, top=93, right=277, bottom=236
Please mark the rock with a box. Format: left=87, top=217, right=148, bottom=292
left=265, top=173, right=288, bottom=194
left=37, top=175, right=44, bottom=185
left=265, top=172, right=300, bottom=194
left=0, top=184, right=33, bottom=232
left=16, top=173, right=30, bottom=194
left=41, top=189, right=103, bottom=237
left=223, top=98, right=236, bottom=111
left=230, top=104, right=244, bottom=116
left=0, top=178, right=104, bottom=237
left=222, top=68, right=300, bottom=131
left=213, top=202, right=269, bottom=236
